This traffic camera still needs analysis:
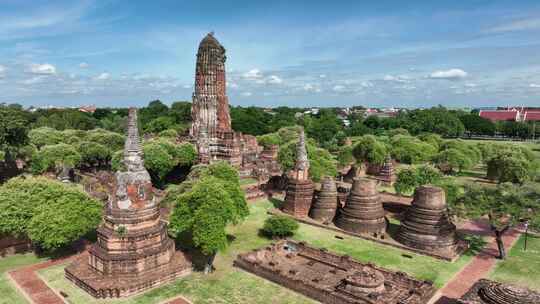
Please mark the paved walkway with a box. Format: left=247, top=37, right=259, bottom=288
left=8, top=252, right=82, bottom=304
left=431, top=220, right=522, bottom=304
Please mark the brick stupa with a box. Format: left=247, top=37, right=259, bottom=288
left=335, top=178, right=387, bottom=236
left=309, top=176, right=338, bottom=222
left=396, top=185, right=459, bottom=257
left=376, top=155, right=396, bottom=186
left=282, top=128, right=314, bottom=218
left=190, top=33, right=242, bottom=166
left=65, top=108, right=191, bottom=298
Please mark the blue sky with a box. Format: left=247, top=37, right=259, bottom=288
left=1, top=0, right=540, bottom=108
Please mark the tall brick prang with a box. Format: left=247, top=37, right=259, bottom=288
left=190, top=33, right=241, bottom=166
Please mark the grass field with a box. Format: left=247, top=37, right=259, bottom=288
left=35, top=199, right=476, bottom=303
left=489, top=233, right=540, bottom=291
left=0, top=253, right=47, bottom=304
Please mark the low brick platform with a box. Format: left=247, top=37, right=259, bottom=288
left=269, top=208, right=468, bottom=261
left=65, top=251, right=191, bottom=298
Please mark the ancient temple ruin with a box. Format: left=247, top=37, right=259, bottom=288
left=190, top=32, right=242, bottom=166
left=458, top=279, right=540, bottom=304
left=189, top=33, right=281, bottom=182
left=281, top=129, right=314, bottom=218
left=234, top=240, right=436, bottom=304
left=65, top=108, right=191, bottom=298
left=376, top=155, right=396, bottom=186
left=309, top=176, right=338, bottom=222
left=335, top=178, right=387, bottom=236
left=396, top=185, right=459, bottom=257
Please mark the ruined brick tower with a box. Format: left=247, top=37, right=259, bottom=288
left=190, top=33, right=241, bottom=166
left=282, top=128, right=314, bottom=217
left=65, top=108, right=191, bottom=298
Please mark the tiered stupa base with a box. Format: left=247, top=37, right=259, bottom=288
left=66, top=251, right=191, bottom=298
left=334, top=178, right=386, bottom=236
left=396, top=186, right=459, bottom=257
left=459, top=279, right=540, bottom=304
left=282, top=179, right=314, bottom=218
left=309, top=177, right=338, bottom=222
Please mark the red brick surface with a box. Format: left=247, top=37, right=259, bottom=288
left=9, top=252, right=83, bottom=304
left=432, top=220, right=522, bottom=303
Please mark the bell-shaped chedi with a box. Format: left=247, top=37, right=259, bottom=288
left=334, top=178, right=386, bottom=236
left=190, top=33, right=241, bottom=166
left=65, top=108, right=191, bottom=298
left=459, top=279, right=540, bottom=304
left=309, top=176, right=338, bottom=222
left=376, top=155, right=396, bottom=186
left=396, top=185, right=458, bottom=256
left=282, top=128, right=314, bottom=218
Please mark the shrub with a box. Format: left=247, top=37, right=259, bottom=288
left=262, top=216, right=299, bottom=238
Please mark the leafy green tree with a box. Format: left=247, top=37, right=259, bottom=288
left=337, top=146, right=354, bottom=168
left=0, top=177, right=102, bottom=251
left=168, top=163, right=248, bottom=273
left=256, top=133, right=281, bottom=148
left=231, top=106, right=273, bottom=135
left=0, top=106, right=30, bottom=160
left=486, top=147, right=535, bottom=184
left=139, top=100, right=169, bottom=129
left=459, top=114, right=495, bottom=136
left=142, top=139, right=197, bottom=185
left=390, top=135, right=438, bottom=164
left=170, top=101, right=192, bottom=124
left=29, top=127, right=63, bottom=149
left=145, top=116, right=176, bottom=134
left=159, top=129, right=178, bottom=138
left=352, top=135, right=388, bottom=166
left=395, top=165, right=442, bottom=195
left=262, top=215, right=299, bottom=238
left=86, top=129, right=125, bottom=151
left=433, top=148, right=473, bottom=174
left=418, top=133, right=442, bottom=150
left=346, top=120, right=372, bottom=137
left=77, top=141, right=111, bottom=168
left=303, top=109, right=343, bottom=146
left=454, top=183, right=540, bottom=259
left=278, top=138, right=337, bottom=182
left=33, top=109, right=98, bottom=130
left=31, top=143, right=82, bottom=174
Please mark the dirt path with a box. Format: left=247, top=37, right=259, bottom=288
left=8, top=253, right=83, bottom=304
left=162, top=296, right=192, bottom=304
left=431, top=220, right=522, bottom=304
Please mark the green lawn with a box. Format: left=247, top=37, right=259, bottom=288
left=35, top=199, right=475, bottom=303
left=489, top=233, right=540, bottom=291
left=0, top=253, right=47, bottom=304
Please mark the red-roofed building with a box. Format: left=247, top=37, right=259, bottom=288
left=479, top=110, right=521, bottom=122
left=523, top=111, right=540, bottom=122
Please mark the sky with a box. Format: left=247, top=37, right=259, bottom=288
left=1, top=0, right=540, bottom=108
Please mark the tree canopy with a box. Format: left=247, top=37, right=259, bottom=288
left=0, top=177, right=102, bottom=251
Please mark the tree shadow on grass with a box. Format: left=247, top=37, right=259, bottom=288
left=461, top=234, right=488, bottom=257
left=269, top=197, right=283, bottom=209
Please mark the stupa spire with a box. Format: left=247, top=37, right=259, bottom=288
left=123, top=108, right=146, bottom=172
left=295, top=128, right=309, bottom=171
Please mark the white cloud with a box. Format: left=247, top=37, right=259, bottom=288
left=20, top=76, right=46, bottom=85
left=0, top=65, right=5, bottom=78
left=465, top=83, right=477, bottom=87
left=94, top=72, right=110, bottom=80
left=319, top=74, right=326, bottom=78
left=79, top=62, right=89, bottom=68
left=28, top=63, right=56, bottom=75
left=183, top=84, right=192, bottom=89
left=486, top=18, right=540, bottom=33
left=226, top=82, right=238, bottom=89
left=267, top=75, right=283, bottom=84
left=333, top=85, right=346, bottom=92
left=242, top=68, right=263, bottom=79
left=241, top=92, right=252, bottom=96
left=383, top=75, right=408, bottom=83
left=360, top=81, right=374, bottom=88
left=530, top=84, right=540, bottom=88
left=429, top=69, right=468, bottom=80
